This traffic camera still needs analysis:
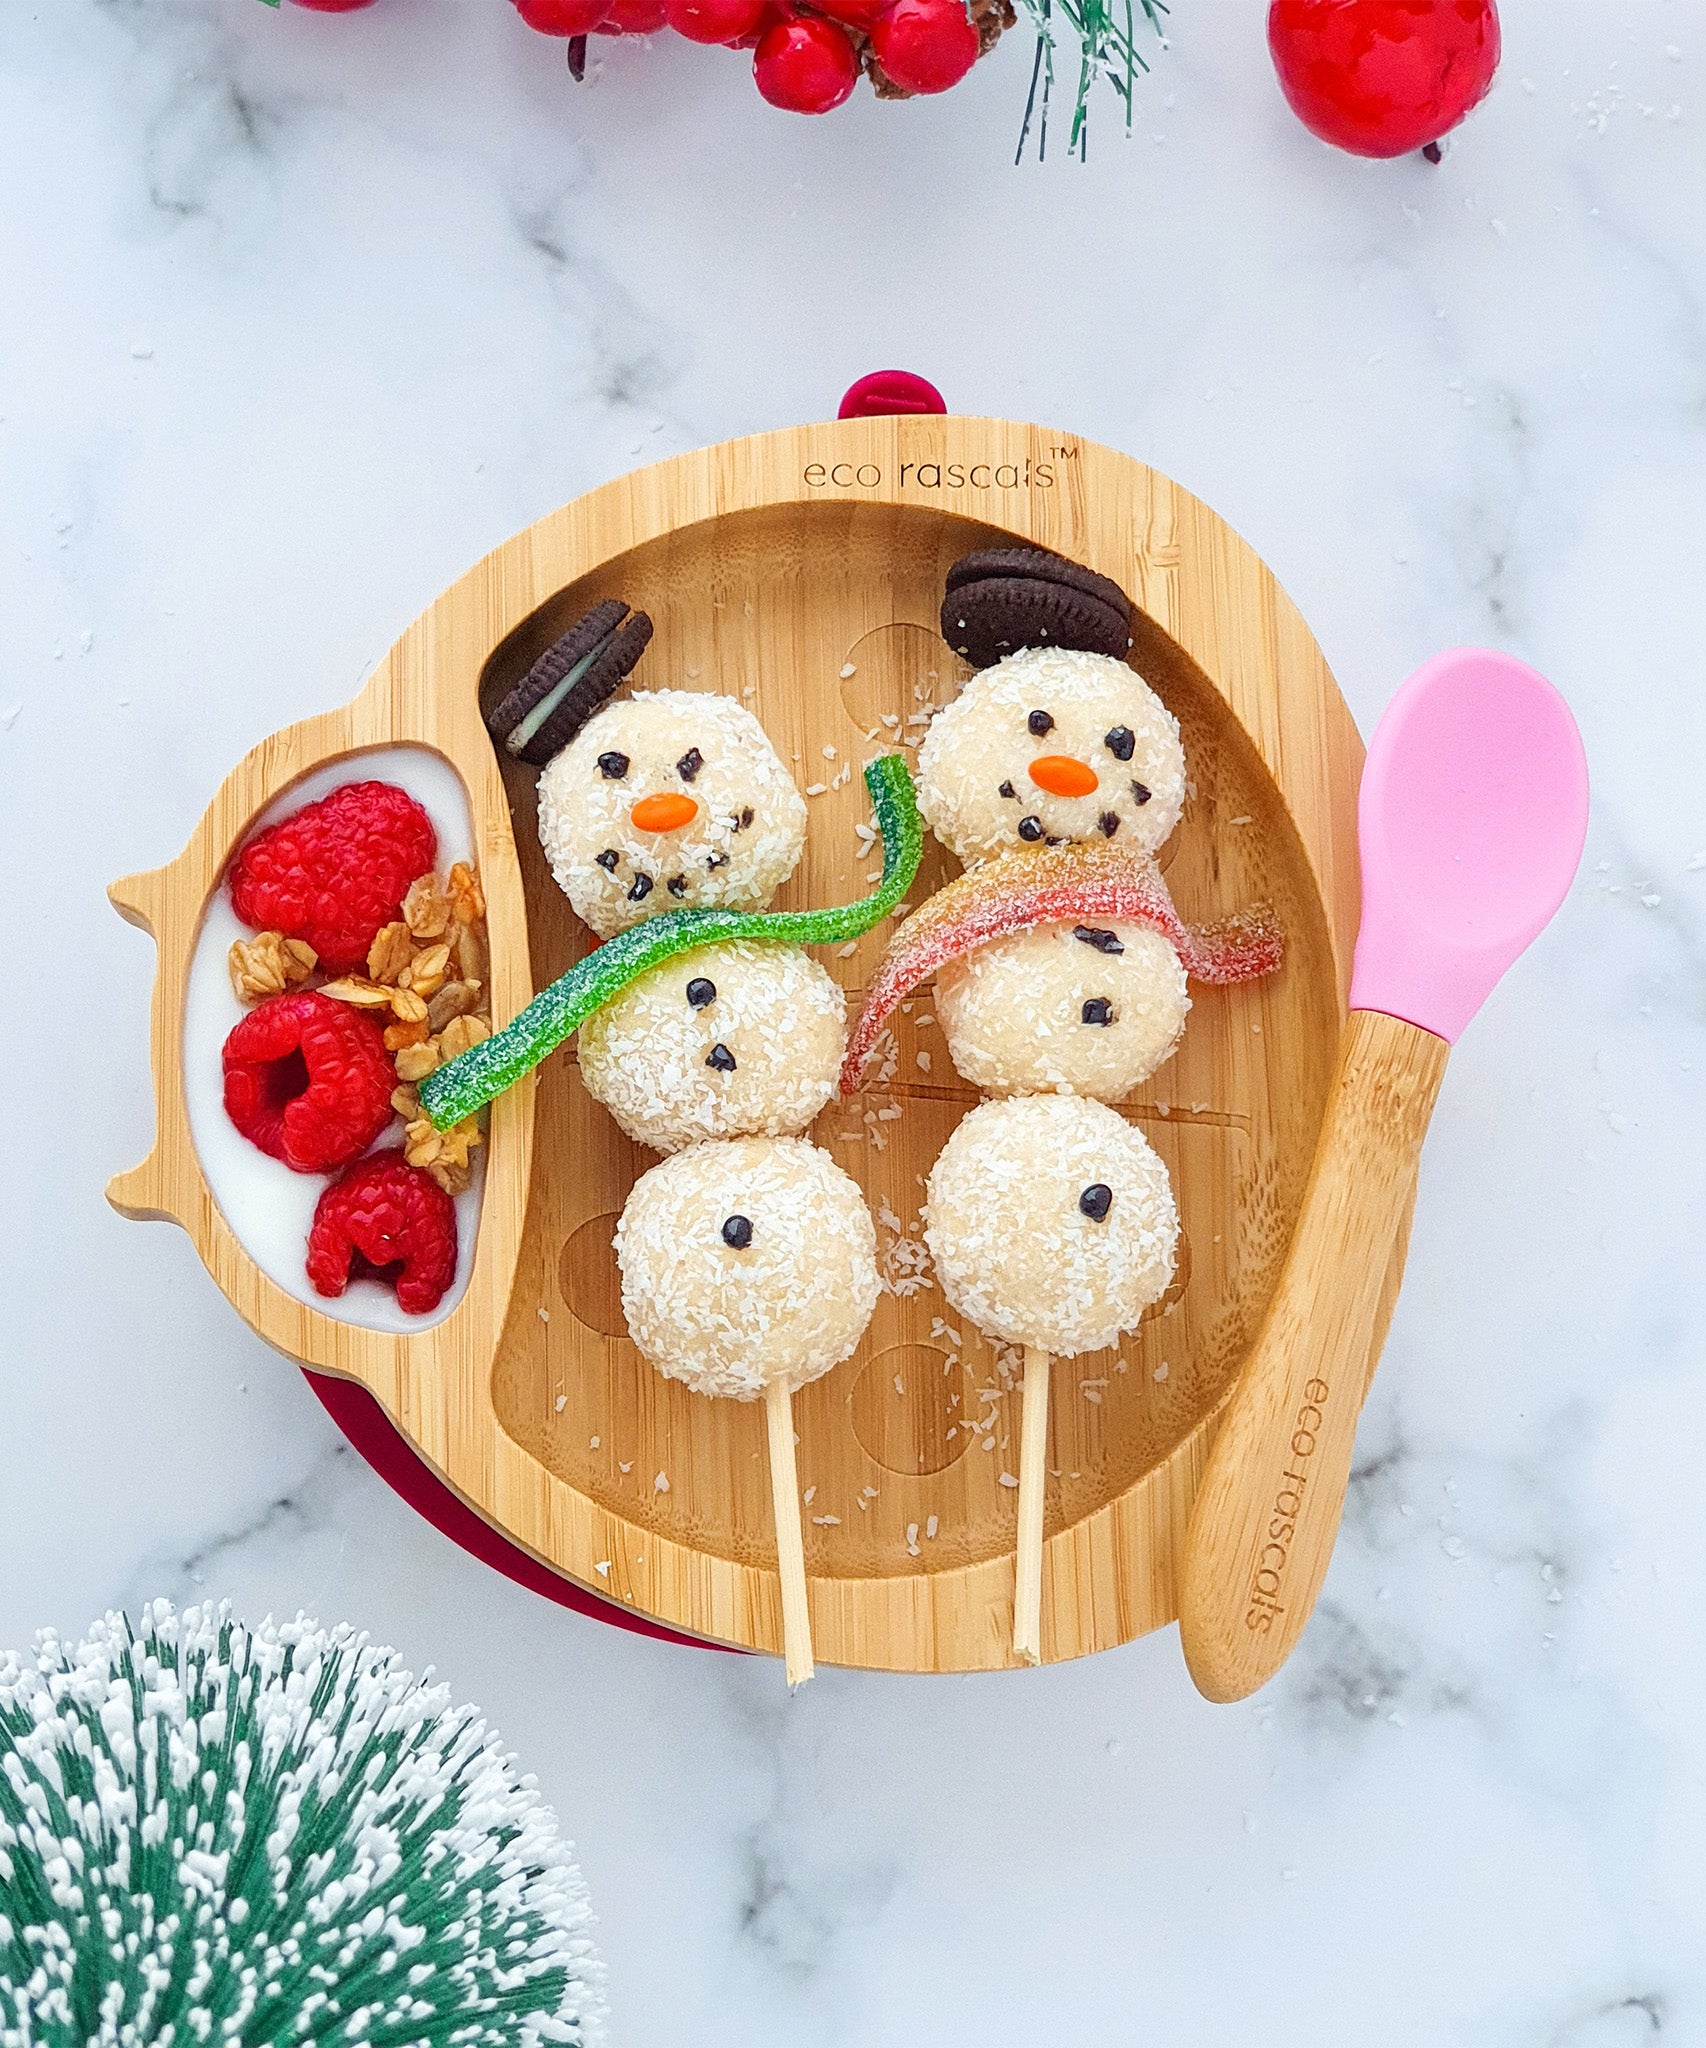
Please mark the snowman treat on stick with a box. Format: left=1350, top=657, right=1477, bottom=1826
left=618, top=1137, right=879, bottom=1686
left=448, top=608, right=924, bottom=1682
left=848, top=547, right=1278, bottom=1661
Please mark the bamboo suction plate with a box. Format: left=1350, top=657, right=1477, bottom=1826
left=108, top=417, right=1369, bottom=1673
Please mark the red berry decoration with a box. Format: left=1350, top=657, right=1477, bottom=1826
left=871, top=0, right=978, bottom=95
left=515, top=0, right=614, bottom=31
left=753, top=15, right=858, bottom=112
left=307, top=1150, right=459, bottom=1316
left=595, top=0, right=669, bottom=31
left=228, top=780, right=436, bottom=975
left=1268, top=0, right=1500, bottom=159
left=222, top=991, right=397, bottom=1175
left=809, top=0, right=885, bottom=31
left=666, top=0, right=766, bottom=43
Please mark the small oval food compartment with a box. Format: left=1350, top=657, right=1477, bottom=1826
left=183, top=749, right=487, bottom=1334
left=110, top=416, right=1370, bottom=1672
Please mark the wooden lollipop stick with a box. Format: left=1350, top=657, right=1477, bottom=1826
left=1013, top=1344, right=1051, bottom=1664
left=763, top=1378, right=814, bottom=1688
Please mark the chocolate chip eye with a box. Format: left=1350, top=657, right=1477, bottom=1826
left=706, top=1042, right=737, bottom=1072
left=998, top=781, right=1017, bottom=800
left=627, top=873, right=653, bottom=902
left=1073, top=925, right=1124, bottom=955
left=597, top=751, right=630, bottom=780
left=677, top=747, right=704, bottom=783
left=1079, top=1183, right=1113, bottom=1222
left=706, top=851, right=729, bottom=870
left=721, top=1214, right=753, bottom=1249
left=1027, top=709, right=1055, bottom=737
left=1130, top=780, right=1152, bottom=805
left=1104, top=727, right=1135, bottom=762
left=667, top=875, right=687, bottom=896
left=1017, top=815, right=1044, bottom=842
left=1099, top=811, right=1121, bottom=839
left=1081, top=998, right=1114, bottom=1026
left=686, top=977, right=716, bottom=1009
left=595, top=848, right=620, bottom=872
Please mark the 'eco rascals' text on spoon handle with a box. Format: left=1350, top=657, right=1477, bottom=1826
left=1178, top=1009, right=1448, bottom=1704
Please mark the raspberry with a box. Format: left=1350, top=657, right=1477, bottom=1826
left=306, top=1150, right=459, bottom=1315
left=223, top=991, right=396, bottom=1173
left=228, top=781, right=436, bottom=973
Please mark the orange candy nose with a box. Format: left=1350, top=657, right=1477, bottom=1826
left=630, top=792, right=699, bottom=833
left=1028, top=754, right=1100, bottom=799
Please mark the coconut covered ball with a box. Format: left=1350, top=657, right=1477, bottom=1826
left=924, top=1095, right=1177, bottom=1358
left=578, top=940, right=846, bottom=1154
left=935, top=919, right=1189, bottom=1103
left=538, top=690, right=808, bottom=938
left=616, top=1136, right=879, bottom=1400
left=917, top=647, right=1186, bottom=867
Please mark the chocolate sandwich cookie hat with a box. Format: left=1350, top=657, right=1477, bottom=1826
left=940, top=546, right=1133, bottom=670
left=486, top=598, right=656, bottom=767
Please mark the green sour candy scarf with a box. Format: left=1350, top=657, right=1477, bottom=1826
left=421, top=753, right=922, bottom=1131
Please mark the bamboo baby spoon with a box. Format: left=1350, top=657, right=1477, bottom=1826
left=1178, top=649, right=1588, bottom=1704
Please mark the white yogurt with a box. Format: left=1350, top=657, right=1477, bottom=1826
left=182, top=746, right=486, bottom=1334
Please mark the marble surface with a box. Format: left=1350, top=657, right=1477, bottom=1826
left=3, top=1, right=1704, bottom=2040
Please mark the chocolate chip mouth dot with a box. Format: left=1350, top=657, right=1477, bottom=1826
left=721, top=1214, right=753, bottom=1249
left=706, top=1042, right=737, bottom=1072
left=1078, top=1183, right=1113, bottom=1221
left=485, top=598, right=655, bottom=768
left=1018, top=815, right=1043, bottom=842
left=685, top=977, right=717, bottom=1009
left=1081, top=998, right=1114, bottom=1026
left=941, top=547, right=1133, bottom=671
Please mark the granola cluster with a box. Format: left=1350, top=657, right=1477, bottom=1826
left=229, top=860, right=491, bottom=1194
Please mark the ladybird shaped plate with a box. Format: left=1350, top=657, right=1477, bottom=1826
left=109, top=417, right=1381, bottom=1671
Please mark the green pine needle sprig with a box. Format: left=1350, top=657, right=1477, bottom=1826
left=1013, top=0, right=1168, bottom=159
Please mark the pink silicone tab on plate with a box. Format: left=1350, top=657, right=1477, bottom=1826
left=1348, top=648, right=1589, bottom=1044
left=838, top=371, right=947, bottom=419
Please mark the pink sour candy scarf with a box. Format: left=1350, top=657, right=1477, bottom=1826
left=840, top=840, right=1283, bottom=1095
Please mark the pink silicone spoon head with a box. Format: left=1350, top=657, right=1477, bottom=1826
left=1347, top=649, right=1589, bottom=1044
